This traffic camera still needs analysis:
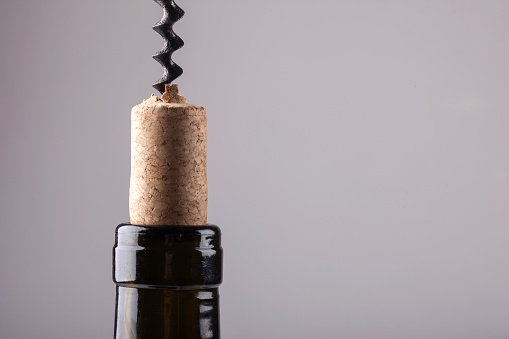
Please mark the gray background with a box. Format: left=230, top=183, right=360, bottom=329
left=1, top=0, right=508, bottom=338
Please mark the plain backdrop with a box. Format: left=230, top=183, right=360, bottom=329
left=1, top=0, right=509, bottom=338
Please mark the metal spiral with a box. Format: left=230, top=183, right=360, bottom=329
left=152, top=0, right=185, bottom=94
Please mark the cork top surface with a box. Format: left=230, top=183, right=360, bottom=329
left=137, top=94, right=205, bottom=114
left=135, top=84, right=204, bottom=113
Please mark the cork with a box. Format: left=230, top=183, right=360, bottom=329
left=129, top=84, right=207, bottom=226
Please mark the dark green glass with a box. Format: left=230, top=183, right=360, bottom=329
left=113, top=224, right=223, bottom=339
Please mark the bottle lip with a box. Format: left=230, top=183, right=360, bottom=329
left=114, top=223, right=222, bottom=250
left=116, top=223, right=221, bottom=236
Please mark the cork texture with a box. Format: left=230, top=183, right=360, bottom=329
left=129, top=85, right=207, bottom=226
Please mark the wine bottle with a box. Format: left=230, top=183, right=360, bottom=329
left=113, top=223, right=223, bottom=338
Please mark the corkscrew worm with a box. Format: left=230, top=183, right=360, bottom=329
left=152, top=0, right=185, bottom=94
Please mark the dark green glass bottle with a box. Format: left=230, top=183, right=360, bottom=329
left=113, top=224, right=223, bottom=339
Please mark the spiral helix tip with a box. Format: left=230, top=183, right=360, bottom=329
left=152, top=0, right=185, bottom=94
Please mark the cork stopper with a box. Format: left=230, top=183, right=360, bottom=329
left=129, top=84, right=207, bottom=226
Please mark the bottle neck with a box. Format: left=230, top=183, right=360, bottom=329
left=115, top=287, right=220, bottom=338
left=113, top=224, right=223, bottom=339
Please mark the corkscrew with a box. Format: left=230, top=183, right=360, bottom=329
left=152, top=0, right=185, bottom=94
